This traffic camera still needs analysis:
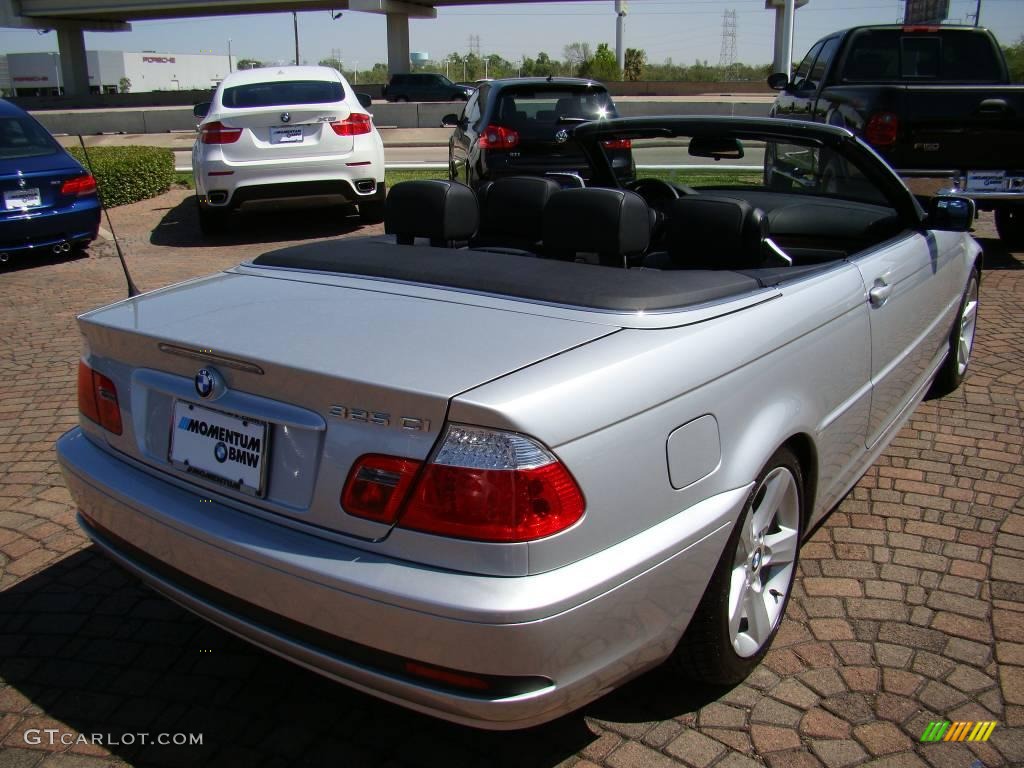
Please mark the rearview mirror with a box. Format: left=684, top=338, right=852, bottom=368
left=355, top=92, right=373, bottom=110
left=927, top=196, right=975, bottom=232
left=689, top=136, right=744, bottom=160
left=767, top=72, right=789, bottom=91
left=193, top=102, right=211, bottom=119
left=441, top=113, right=461, bottom=128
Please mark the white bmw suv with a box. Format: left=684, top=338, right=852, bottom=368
left=192, top=66, right=385, bottom=234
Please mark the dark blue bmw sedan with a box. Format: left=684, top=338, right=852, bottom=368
left=1, top=99, right=101, bottom=264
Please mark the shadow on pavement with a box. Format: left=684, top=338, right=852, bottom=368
left=0, top=247, right=90, bottom=274
left=0, top=548, right=727, bottom=766
left=149, top=196, right=368, bottom=250
left=973, top=236, right=1023, bottom=270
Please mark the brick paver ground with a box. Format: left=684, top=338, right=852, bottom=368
left=1, top=189, right=1022, bottom=767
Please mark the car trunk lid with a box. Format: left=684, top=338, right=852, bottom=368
left=77, top=270, right=616, bottom=539
left=211, top=103, right=354, bottom=160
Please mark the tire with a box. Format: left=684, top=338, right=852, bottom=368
left=358, top=200, right=386, bottom=224
left=196, top=198, right=229, bottom=235
left=672, top=446, right=804, bottom=686
left=929, top=267, right=980, bottom=397
left=995, top=205, right=1024, bottom=249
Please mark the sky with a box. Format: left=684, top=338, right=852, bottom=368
left=2, top=0, right=1022, bottom=72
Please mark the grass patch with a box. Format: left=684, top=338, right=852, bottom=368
left=174, top=171, right=195, bottom=190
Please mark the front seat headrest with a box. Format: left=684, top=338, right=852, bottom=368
left=664, top=196, right=769, bottom=270
left=478, top=175, right=563, bottom=244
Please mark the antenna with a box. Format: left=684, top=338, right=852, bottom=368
left=718, top=9, right=738, bottom=80
left=76, top=135, right=139, bottom=297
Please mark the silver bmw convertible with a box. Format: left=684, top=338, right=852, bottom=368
left=57, top=117, right=980, bottom=729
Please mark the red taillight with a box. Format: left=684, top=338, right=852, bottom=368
left=200, top=121, right=243, bottom=144
left=478, top=124, right=520, bottom=150
left=339, top=424, right=586, bottom=542
left=602, top=139, right=632, bottom=150
left=77, top=361, right=122, bottom=435
left=331, top=113, right=373, bottom=136
left=341, top=454, right=421, bottom=524
left=864, top=112, right=899, bottom=148
left=60, top=174, right=97, bottom=196
left=902, top=25, right=939, bottom=33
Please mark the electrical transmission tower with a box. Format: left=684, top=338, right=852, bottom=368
left=468, top=35, right=481, bottom=57
left=718, top=9, right=738, bottom=80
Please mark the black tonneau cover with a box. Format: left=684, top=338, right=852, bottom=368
left=251, top=239, right=763, bottom=312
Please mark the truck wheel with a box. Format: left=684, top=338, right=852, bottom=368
left=671, top=446, right=804, bottom=685
left=995, top=206, right=1024, bottom=249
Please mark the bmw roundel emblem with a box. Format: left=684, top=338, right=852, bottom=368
left=195, top=368, right=218, bottom=399
left=280, top=112, right=291, bottom=123
left=555, top=129, right=569, bottom=144
left=214, top=441, right=228, bottom=463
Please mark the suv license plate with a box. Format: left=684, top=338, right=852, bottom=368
left=271, top=126, right=304, bottom=144
left=169, top=401, right=269, bottom=496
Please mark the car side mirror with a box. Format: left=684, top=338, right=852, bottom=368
left=441, top=113, right=461, bottom=128
left=927, top=196, right=975, bottom=232
left=355, top=92, right=373, bottom=110
left=193, top=102, right=211, bottom=119
left=767, top=72, right=789, bottom=91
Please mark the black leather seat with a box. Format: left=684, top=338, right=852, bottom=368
left=646, top=195, right=775, bottom=270
left=384, top=180, right=479, bottom=247
left=473, top=176, right=563, bottom=254
left=542, top=188, right=652, bottom=268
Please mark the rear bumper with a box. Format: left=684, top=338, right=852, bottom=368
left=0, top=202, right=100, bottom=254
left=57, top=427, right=741, bottom=729
left=200, top=179, right=386, bottom=209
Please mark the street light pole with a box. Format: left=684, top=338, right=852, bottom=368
left=228, top=38, right=233, bottom=72
left=293, top=12, right=300, bottom=65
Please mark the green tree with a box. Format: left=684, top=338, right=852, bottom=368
left=563, top=42, right=593, bottom=75
left=1004, top=37, right=1024, bottom=82
left=237, top=58, right=262, bottom=70
left=624, top=48, right=646, bottom=81
left=584, top=43, right=621, bottom=81
left=118, top=77, right=131, bottom=93
left=319, top=57, right=343, bottom=72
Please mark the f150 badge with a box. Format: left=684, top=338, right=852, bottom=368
left=913, top=142, right=940, bottom=152
left=329, top=405, right=430, bottom=432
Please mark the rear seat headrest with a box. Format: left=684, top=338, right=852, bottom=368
left=664, top=196, right=768, bottom=269
left=542, top=188, right=651, bottom=265
left=479, top=176, right=563, bottom=240
left=385, top=180, right=479, bottom=245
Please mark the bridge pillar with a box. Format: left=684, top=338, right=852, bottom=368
left=765, top=0, right=809, bottom=76
left=56, top=26, right=90, bottom=96
left=386, top=13, right=410, bottom=74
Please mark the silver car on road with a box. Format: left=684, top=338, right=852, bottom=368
left=57, top=117, right=981, bottom=729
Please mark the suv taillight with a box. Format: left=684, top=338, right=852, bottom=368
left=602, top=139, right=632, bottom=150
left=331, top=113, right=373, bottom=136
left=60, top=174, right=97, bottom=196
left=341, top=424, right=585, bottom=542
left=864, top=112, right=899, bottom=148
left=478, top=124, right=520, bottom=150
left=200, top=121, right=243, bottom=144
left=77, top=361, right=123, bottom=435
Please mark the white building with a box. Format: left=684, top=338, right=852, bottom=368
left=7, top=50, right=236, bottom=95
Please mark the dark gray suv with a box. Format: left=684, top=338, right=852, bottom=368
left=383, top=74, right=474, bottom=102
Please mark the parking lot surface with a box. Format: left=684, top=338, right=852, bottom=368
left=0, top=188, right=1022, bottom=768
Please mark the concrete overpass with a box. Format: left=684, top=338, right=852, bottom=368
left=3, top=0, right=807, bottom=96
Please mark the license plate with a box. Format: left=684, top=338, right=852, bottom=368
left=169, top=401, right=269, bottom=496
left=270, top=126, right=304, bottom=144
left=965, top=171, right=1006, bottom=192
left=4, top=188, right=41, bottom=210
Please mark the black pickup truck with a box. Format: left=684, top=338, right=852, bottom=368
left=767, top=25, right=1024, bottom=246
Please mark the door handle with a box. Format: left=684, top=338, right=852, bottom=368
left=868, top=279, right=892, bottom=307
